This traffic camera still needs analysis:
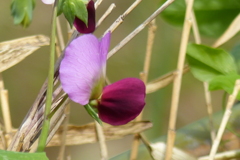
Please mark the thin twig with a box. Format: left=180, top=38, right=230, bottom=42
left=95, top=122, right=108, bottom=160
left=56, top=17, right=65, bottom=52
left=203, top=82, right=216, bottom=141
left=107, top=0, right=175, bottom=59
left=199, top=149, right=240, bottom=160
left=57, top=105, right=70, bottom=160
left=213, top=13, right=240, bottom=48
left=0, top=74, right=12, bottom=136
left=96, top=3, right=116, bottom=28
left=164, top=0, right=194, bottom=159
left=188, top=1, right=216, bottom=142
left=141, top=19, right=157, bottom=84
left=104, top=0, right=142, bottom=35
left=94, top=0, right=103, bottom=9
left=209, top=80, right=240, bottom=160
left=0, top=90, right=12, bottom=134
left=146, top=66, right=189, bottom=94
left=130, top=19, right=157, bottom=160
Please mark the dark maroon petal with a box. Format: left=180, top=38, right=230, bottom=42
left=74, top=0, right=95, bottom=34
left=98, top=78, right=146, bottom=125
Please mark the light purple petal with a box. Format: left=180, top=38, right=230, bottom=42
left=99, top=32, right=111, bottom=59
left=42, top=0, right=54, bottom=4
left=98, top=78, right=146, bottom=125
left=59, top=33, right=111, bottom=105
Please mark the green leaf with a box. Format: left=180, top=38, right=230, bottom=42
left=161, top=0, right=240, bottom=37
left=0, top=150, right=48, bottom=160
left=186, top=43, right=237, bottom=82
left=209, top=74, right=240, bottom=100
left=57, top=0, right=64, bottom=16
left=74, top=0, right=88, bottom=25
left=62, top=0, right=88, bottom=27
left=11, top=0, right=35, bottom=27
left=84, top=104, right=102, bottom=125
left=63, top=0, right=76, bottom=26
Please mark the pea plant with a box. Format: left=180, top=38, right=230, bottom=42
left=0, top=0, right=240, bottom=159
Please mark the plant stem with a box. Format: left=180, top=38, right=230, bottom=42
left=37, top=0, right=58, bottom=152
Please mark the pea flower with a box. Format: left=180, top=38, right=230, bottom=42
left=59, top=33, right=146, bottom=125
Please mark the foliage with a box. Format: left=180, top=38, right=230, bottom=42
left=11, top=0, right=35, bottom=27
left=0, top=150, right=48, bottom=160
left=161, top=0, right=240, bottom=37
left=59, top=0, right=88, bottom=27
left=186, top=43, right=240, bottom=99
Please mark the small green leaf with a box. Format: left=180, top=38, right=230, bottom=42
left=57, top=0, right=64, bottom=16
left=84, top=104, right=102, bottom=125
left=186, top=43, right=237, bottom=82
left=0, top=150, right=48, bottom=160
left=11, top=0, right=35, bottom=27
left=73, top=0, right=88, bottom=26
left=62, top=0, right=88, bottom=27
left=63, top=0, right=76, bottom=26
left=209, top=74, right=240, bottom=100
left=161, top=0, right=240, bottom=37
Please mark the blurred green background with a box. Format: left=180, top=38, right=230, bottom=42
left=1, top=0, right=240, bottom=159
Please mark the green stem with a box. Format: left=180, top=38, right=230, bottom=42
left=37, top=0, right=58, bottom=152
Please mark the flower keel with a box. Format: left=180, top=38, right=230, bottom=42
left=98, top=78, right=146, bottom=125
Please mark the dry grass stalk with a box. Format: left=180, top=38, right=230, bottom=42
left=0, top=74, right=12, bottom=143
left=188, top=2, right=216, bottom=142
left=213, top=13, right=240, bottom=48
left=95, top=121, right=108, bottom=160
left=107, top=0, right=175, bottom=59
left=165, top=0, right=194, bottom=159
left=203, top=83, right=215, bottom=141
left=199, top=149, right=240, bottom=160
left=146, top=65, right=189, bottom=94
left=94, top=0, right=103, bottom=9
left=57, top=105, right=70, bottom=160
left=0, top=90, right=12, bottom=134
left=50, top=121, right=151, bottom=147
left=104, top=0, right=142, bottom=35
left=130, top=19, right=157, bottom=160
left=0, top=35, right=49, bottom=72
left=56, top=17, right=65, bottom=52
left=96, top=3, right=116, bottom=28
left=209, top=80, right=240, bottom=160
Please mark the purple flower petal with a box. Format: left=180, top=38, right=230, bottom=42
left=74, top=0, right=95, bottom=34
left=59, top=33, right=111, bottom=105
left=98, top=78, right=146, bottom=125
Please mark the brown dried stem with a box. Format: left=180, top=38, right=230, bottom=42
left=57, top=105, right=70, bottom=160
left=95, top=122, right=108, bottom=160
left=104, top=0, right=142, bottom=35
left=130, top=19, right=157, bottom=160
left=188, top=1, right=216, bottom=142
left=164, top=0, right=194, bottom=159
left=107, top=0, right=175, bottom=59
left=209, top=80, right=240, bottom=160
left=96, top=3, right=116, bottom=28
